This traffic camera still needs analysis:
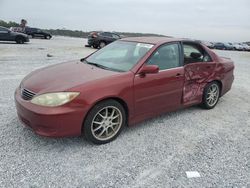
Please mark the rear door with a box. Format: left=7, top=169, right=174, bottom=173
left=182, top=42, right=216, bottom=106
left=134, top=42, right=184, bottom=116
left=101, top=32, right=114, bottom=44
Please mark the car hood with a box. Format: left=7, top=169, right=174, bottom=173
left=21, top=61, right=120, bottom=94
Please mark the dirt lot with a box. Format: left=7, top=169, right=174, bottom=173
left=0, top=36, right=249, bottom=187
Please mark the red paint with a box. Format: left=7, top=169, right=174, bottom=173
left=15, top=37, right=234, bottom=137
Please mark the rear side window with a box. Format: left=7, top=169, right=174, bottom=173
left=112, top=34, right=120, bottom=39
left=101, top=32, right=112, bottom=37
left=146, top=43, right=180, bottom=70
left=183, top=43, right=212, bottom=64
left=0, top=27, right=8, bottom=32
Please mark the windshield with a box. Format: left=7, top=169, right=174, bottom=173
left=85, top=41, right=154, bottom=72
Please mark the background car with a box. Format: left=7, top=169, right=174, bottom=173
left=0, top=26, right=29, bottom=44
left=240, top=43, right=250, bottom=51
left=86, top=31, right=121, bottom=48
left=25, top=27, right=52, bottom=39
left=232, top=43, right=244, bottom=51
left=201, top=41, right=214, bottom=49
left=213, top=42, right=233, bottom=50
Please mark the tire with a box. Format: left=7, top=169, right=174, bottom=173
left=99, top=41, right=106, bottom=48
left=92, top=44, right=99, bottom=49
left=200, top=81, right=220, bottom=109
left=83, top=99, right=126, bottom=144
left=45, top=35, right=51, bottom=39
left=15, top=37, right=25, bottom=44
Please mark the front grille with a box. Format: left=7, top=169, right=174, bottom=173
left=21, top=88, right=36, bottom=100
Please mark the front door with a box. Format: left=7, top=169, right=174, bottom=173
left=182, top=42, right=216, bottom=106
left=134, top=43, right=184, bottom=117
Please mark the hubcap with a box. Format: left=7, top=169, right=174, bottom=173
left=91, top=106, right=122, bottom=141
left=206, top=84, right=219, bottom=107
left=100, top=42, right=105, bottom=48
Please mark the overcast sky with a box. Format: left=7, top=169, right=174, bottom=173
left=0, top=0, right=249, bottom=42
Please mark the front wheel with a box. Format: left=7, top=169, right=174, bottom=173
left=201, top=81, right=220, bottom=109
left=83, top=100, right=126, bottom=144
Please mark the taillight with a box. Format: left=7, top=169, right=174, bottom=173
left=91, top=32, right=98, bottom=38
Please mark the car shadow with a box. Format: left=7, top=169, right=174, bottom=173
left=0, top=42, right=29, bottom=45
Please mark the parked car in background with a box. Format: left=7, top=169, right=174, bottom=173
left=25, top=27, right=52, bottom=39
left=240, top=43, right=250, bottom=51
left=232, top=43, right=244, bottom=51
left=15, top=37, right=234, bottom=144
left=0, top=26, right=29, bottom=44
left=86, top=31, right=121, bottom=48
left=201, top=41, right=214, bottom=49
left=213, top=42, right=233, bottom=50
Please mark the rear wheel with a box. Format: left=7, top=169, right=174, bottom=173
left=99, top=41, right=106, bottom=48
left=83, top=100, right=126, bottom=144
left=201, top=81, right=220, bottom=109
left=15, top=37, right=25, bottom=44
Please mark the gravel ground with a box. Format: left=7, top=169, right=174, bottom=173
left=0, top=36, right=249, bottom=188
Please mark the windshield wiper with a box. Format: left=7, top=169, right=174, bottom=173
left=82, top=59, right=123, bottom=72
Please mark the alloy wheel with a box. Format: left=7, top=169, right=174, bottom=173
left=206, top=83, right=219, bottom=107
left=91, top=106, right=122, bottom=141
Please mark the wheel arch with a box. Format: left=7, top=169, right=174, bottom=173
left=213, top=80, right=223, bottom=96
left=81, top=97, right=130, bottom=133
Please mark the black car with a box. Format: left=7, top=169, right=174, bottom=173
left=0, top=26, right=29, bottom=44
left=25, top=27, right=52, bottom=39
left=86, top=31, right=121, bottom=48
left=213, top=42, right=234, bottom=50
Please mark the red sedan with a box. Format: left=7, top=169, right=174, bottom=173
left=15, top=37, right=234, bottom=144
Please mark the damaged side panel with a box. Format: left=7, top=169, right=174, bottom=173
left=182, top=62, right=222, bottom=106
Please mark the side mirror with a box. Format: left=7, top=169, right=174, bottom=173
left=138, top=65, right=159, bottom=76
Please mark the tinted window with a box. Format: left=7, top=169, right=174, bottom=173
left=112, top=34, right=120, bottom=39
left=146, top=43, right=180, bottom=70
left=101, top=32, right=112, bottom=37
left=183, top=43, right=212, bottom=64
left=0, top=27, right=8, bottom=32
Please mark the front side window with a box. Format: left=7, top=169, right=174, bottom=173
left=146, top=43, right=180, bottom=70
left=86, top=41, right=153, bottom=72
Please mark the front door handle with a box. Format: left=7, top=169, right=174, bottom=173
left=175, top=73, right=183, bottom=77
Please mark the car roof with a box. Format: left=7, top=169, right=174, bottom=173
left=120, top=36, right=188, bottom=45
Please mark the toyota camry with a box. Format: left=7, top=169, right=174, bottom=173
left=15, top=37, right=234, bottom=144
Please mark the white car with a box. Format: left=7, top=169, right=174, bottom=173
left=232, top=43, right=244, bottom=51
left=240, top=43, right=250, bottom=51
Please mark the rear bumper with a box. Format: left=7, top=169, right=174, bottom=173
left=15, top=88, right=87, bottom=137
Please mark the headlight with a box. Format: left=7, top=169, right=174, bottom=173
left=31, top=92, right=80, bottom=107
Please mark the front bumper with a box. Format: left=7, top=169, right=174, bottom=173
left=15, top=88, right=87, bottom=137
left=87, top=38, right=98, bottom=46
